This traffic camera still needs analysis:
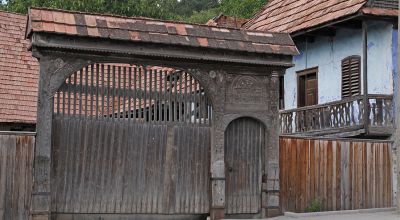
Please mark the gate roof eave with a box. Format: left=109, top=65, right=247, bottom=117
left=30, top=32, right=295, bottom=69
left=26, top=7, right=298, bottom=70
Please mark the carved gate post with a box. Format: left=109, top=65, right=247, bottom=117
left=30, top=56, right=56, bottom=220
left=30, top=54, right=88, bottom=220
left=210, top=111, right=227, bottom=220
left=263, top=71, right=281, bottom=217
left=189, top=69, right=227, bottom=220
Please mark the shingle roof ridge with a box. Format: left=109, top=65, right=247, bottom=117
left=0, top=9, right=27, bottom=17
left=29, top=7, right=287, bottom=35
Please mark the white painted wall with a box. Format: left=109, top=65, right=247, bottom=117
left=284, top=20, right=396, bottom=110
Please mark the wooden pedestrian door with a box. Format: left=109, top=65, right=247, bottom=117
left=224, top=118, right=264, bottom=215
left=51, top=63, right=212, bottom=217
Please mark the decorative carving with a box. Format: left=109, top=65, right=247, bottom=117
left=46, top=57, right=89, bottom=96
left=209, top=70, right=217, bottom=79
left=226, top=75, right=267, bottom=104
left=54, top=58, right=65, bottom=69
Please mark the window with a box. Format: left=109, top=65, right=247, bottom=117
left=279, top=76, right=284, bottom=109
left=341, top=55, right=361, bottom=98
left=297, top=67, right=318, bottom=107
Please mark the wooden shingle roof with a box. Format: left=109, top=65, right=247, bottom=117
left=245, top=0, right=398, bottom=33
left=26, top=7, right=298, bottom=56
left=0, top=11, right=39, bottom=124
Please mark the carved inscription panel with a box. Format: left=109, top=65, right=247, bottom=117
left=225, top=74, right=269, bottom=112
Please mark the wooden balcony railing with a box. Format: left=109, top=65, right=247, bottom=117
left=279, top=94, right=393, bottom=136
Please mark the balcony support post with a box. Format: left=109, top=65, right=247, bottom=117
left=362, top=21, right=369, bottom=134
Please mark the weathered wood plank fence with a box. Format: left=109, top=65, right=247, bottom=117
left=0, top=133, right=35, bottom=220
left=51, top=116, right=211, bottom=214
left=280, top=137, right=394, bottom=213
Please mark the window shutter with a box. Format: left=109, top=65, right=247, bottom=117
left=341, top=56, right=361, bottom=98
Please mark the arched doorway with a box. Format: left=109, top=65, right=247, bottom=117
left=224, top=117, right=265, bottom=216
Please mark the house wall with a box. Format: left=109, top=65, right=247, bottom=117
left=284, top=20, right=396, bottom=110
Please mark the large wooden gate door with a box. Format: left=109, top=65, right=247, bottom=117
left=51, top=63, right=212, bottom=218
left=225, top=117, right=264, bottom=215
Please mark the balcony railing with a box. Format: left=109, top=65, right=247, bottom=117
left=279, top=94, right=393, bottom=136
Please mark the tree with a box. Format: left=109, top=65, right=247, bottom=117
left=2, top=0, right=182, bottom=19
left=1, top=0, right=268, bottom=24
left=185, top=0, right=267, bottom=24
left=220, top=0, right=266, bottom=19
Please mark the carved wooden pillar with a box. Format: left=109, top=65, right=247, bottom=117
left=210, top=110, right=226, bottom=220
left=264, top=71, right=281, bottom=217
left=208, top=71, right=226, bottom=220
left=30, top=54, right=88, bottom=220
left=188, top=69, right=226, bottom=220
left=30, top=57, right=54, bottom=220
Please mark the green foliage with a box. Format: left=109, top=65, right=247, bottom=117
left=219, top=0, right=267, bottom=19
left=185, top=7, right=220, bottom=24
left=185, top=0, right=267, bottom=24
left=305, top=199, right=323, bottom=212
left=1, top=0, right=268, bottom=24
left=3, top=0, right=182, bottom=20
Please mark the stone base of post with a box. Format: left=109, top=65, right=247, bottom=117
left=30, top=193, right=50, bottom=220
left=210, top=207, right=225, bottom=220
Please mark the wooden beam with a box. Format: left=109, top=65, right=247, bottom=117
left=362, top=21, right=369, bottom=135
left=304, top=28, right=336, bottom=38
left=32, top=33, right=295, bottom=69
left=330, top=21, right=362, bottom=30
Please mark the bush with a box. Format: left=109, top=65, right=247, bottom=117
left=305, top=199, right=322, bottom=212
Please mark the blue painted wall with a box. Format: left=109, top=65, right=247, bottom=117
left=284, top=20, right=396, bottom=110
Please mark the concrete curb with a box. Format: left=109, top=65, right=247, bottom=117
left=283, top=207, right=397, bottom=218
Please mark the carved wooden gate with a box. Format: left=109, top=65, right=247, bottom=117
left=224, top=117, right=264, bottom=215
left=51, top=63, right=212, bottom=216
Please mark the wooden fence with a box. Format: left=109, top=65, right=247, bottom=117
left=279, top=137, right=394, bottom=213
left=0, top=133, right=35, bottom=220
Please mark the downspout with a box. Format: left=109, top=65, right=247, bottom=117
left=362, top=21, right=369, bottom=135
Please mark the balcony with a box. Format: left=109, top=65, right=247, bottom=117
left=279, top=94, right=394, bottom=137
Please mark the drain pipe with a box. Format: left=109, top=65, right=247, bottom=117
left=362, top=21, right=369, bottom=135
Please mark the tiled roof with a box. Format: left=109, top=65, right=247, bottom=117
left=0, top=11, right=39, bottom=124
left=206, top=14, right=249, bottom=28
left=245, top=0, right=398, bottom=33
left=27, top=7, right=298, bottom=56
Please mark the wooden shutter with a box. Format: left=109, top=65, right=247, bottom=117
left=306, top=77, right=317, bottom=106
left=342, top=56, right=361, bottom=98
left=297, top=67, right=318, bottom=107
